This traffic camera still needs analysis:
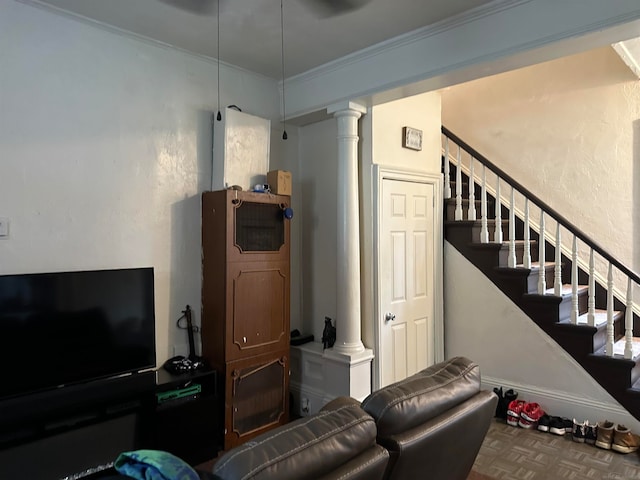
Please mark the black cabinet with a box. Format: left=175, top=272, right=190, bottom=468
left=149, top=368, right=222, bottom=465
left=0, top=369, right=222, bottom=479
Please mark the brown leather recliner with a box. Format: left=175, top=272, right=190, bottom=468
left=361, top=356, right=497, bottom=480
left=210, top=396, right=389, bottom=480
left=210, top=357, right=496, bottom=480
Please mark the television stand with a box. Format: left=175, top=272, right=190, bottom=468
left=0, top=368, right=221, bottom=479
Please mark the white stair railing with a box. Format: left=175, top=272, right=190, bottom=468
left=508, top=186, right=516, bottom=268
left=625, top=277, right=634, bottom=359
left=587, top=248, right=596, bottom=327
left=494, top=177, right=502, bottom=243
left=523, top=199, right=531, bottom=269
left=571, top=235, right=579, bottom=325
left=538, top=210, right=546, bottom=294
left=554, top=223, right=562, bottom=296
left=444, top=137, right=451, bottom=199
left=607, top=263, right=614, bottom=356
left=468, top=156, right=476, bottom=220
left=455, top=145, right=463, bottom=221
left=480, top=166, right=489, bottom=243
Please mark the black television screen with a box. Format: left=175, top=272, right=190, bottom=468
left=0, top=267, right=156, bottom=399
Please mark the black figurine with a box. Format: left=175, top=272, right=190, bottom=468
left=322, top=316, right=336, bottom=350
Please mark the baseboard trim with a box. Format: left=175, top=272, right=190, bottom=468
left=482, top=375, right=640, bottom=429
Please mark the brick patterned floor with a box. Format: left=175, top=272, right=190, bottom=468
left=473, top=419, right=640, bottom=480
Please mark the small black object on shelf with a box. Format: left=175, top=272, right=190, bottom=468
left=322, top=317, right=336, bottom=349
left=290, top=329, right=314, bottom=346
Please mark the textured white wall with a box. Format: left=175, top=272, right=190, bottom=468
left=370, top=92, right=442, bottom=173
left=0, top=1, right=293, bottom=364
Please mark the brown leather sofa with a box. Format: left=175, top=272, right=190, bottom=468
left=210, top=356, right=497, bottom=480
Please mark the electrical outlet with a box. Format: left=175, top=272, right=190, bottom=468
left=0, top=218, right=9, bottom=238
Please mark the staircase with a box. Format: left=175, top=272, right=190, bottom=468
left=442, top=126, right=640, bottom=420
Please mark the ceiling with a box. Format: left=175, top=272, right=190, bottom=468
left=29, top=0, right=495, bottom=79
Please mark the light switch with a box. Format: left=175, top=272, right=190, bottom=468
left=0, top=218, right=9, bottom=237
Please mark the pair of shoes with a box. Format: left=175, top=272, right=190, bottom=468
left=537, top=414, right=552, bottom=432
left=506, top=400, right=525, bottom=427
left=541, top=416, right=572, bottom=436
left=506, top=400, right=545, bottom=428
left=612, top=425, right=640, bottom=453
left=493, top=387, right=518, bottom=420
left=596, top=421, right=640, bottom=453
left=519, top=402, right=544, bottom=429
left=572, top=419, right=597, bottom=444
left=572, top=419, right=596, bottom=444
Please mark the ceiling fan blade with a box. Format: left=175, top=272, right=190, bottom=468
left=158, top=0, right=218, bottom=15
left=301, top=0, right=373, bottom=17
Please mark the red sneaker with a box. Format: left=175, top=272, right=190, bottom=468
left=507, top=400, right=525, bottom=427
left=519, top=402, right=544, bottom=429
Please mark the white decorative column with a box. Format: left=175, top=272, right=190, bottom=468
left=323, top=100, right=373, bottom=402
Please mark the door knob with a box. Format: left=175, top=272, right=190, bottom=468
left=385, top=312, right=396, bottom=322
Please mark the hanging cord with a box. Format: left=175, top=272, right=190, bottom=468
left=216, top=0, right=222, bottom=121
left=280, top=0, right=288, bottom=140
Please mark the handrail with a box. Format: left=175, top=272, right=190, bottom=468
left=442, top=125, right=640, bottom=286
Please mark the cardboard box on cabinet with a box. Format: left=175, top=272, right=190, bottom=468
left=267, top=170, right=292, bottom=196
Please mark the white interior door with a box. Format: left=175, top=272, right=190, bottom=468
left=379, top=178, right=435, bottom=387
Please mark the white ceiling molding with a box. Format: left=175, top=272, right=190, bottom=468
left=612, top=38, right=640, bottom=79
left=285, top=0, right=640, bottom=122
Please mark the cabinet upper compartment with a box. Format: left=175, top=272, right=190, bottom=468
left=202, top=190, right=291, bottom=262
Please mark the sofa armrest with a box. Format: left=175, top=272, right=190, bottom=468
left=211, top=401, right=383, bottom=480
left=362, top=356, right=481, bottom=437
left=375, top=389, right=497, bottom=480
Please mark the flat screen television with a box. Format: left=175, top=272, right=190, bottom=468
left=0, top=267, right=156, bottom=400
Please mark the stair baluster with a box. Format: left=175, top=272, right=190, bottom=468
left=538, top=210, right=546, bottom=294
left=508, top=186, right=516, bottom=267
left=443, top=137, right=451, bottom=199
left=523, top=198, right=531, bottom=269
left=468, top=156, right=476, bottom=220
left=587, top=248, right=596, bottom=327
left=625, top=278, right=634, bottom=359
left=494, top=177, right=502, bottom=243
left=607, top=263, right=614, bottom=356
left=480, top=166, right=489, bottom=243
left=554, top=223, right=562, bottom=296
left=570, top=235, right=578, bottom=325
left=455, top=145, right=463, bottom=220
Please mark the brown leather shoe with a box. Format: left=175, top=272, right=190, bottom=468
left=595, top=420, right=614, bottom=450
left=611, top=424, right=640, bottom=453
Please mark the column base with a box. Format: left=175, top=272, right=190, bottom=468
left=323, top=347, right=374, bottom=402
left=290, top=342, right=374, bottom=416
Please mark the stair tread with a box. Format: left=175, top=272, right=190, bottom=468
left=516, top=261, right=555, bottom=271
left=544, top=284, right=588, bottom=297
left=576, top=310, right=623, bottom=328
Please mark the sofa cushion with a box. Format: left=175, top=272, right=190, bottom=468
left=361, top=356, right=480, bottom=437
left=212, top=402, right=378, bottom=480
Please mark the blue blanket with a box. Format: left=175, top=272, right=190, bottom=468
left=114, top=450, right=200, bottom=480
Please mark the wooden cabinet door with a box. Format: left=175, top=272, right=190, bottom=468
left=223, top=351, right=289, bottom=449
left=225, top=261, right=290, bottom=361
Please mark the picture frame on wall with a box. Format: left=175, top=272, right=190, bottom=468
left=402, top=126, right=423, bottom=151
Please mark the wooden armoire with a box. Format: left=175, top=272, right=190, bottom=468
left=201, top=189, right=290, bottom=450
